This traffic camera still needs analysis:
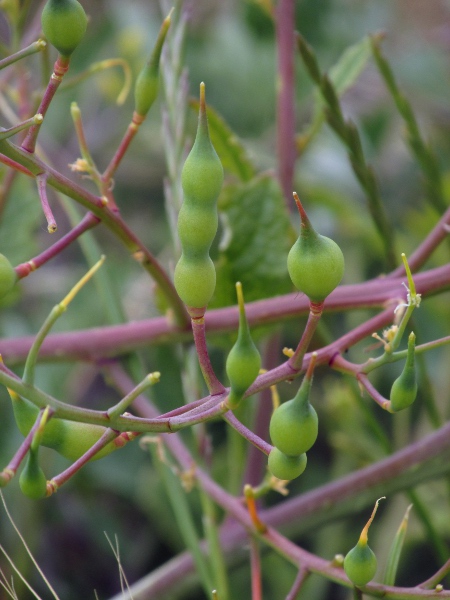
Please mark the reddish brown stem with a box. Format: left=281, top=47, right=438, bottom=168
left=22, top=55, right=70, bottom=153
left=15, top=212, right=101, bottom=279
left=102, top=112, right=145, bottom=184
left=289, top=301, right=324, bottom=371
left=190, top=316, right=226, bottom=396
left=276, top=0, right=297, bottom=203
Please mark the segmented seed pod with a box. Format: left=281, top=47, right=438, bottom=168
left=268, top=448, right=307, bottom=480
left=41, top=0, right=87, bottom=57
left=287, top=192, right=344, bottom=302
left=390, top=332, right=417, bottom=412
left=225, top=282, right=261, bottom=408
left=19, top=449, right=47, bottom=499
left=0, top=253, right=17, bottom=299
left=344, top=497, right=384, bottom=587
left=174, top=82, right=223, bottom=311
left=134, top=11, right=171, bottom=117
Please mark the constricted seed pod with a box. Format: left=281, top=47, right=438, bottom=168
left=134, top=10, right=172, bottom=117
left=287, top=192, right=344, bottom=303
left=390, top=332, right=417, bottom=412
left=268, top=448, right=307, bottom=481
left=269, top=354, right=318, bottom=456
left=174, top=82, right=223, bottom=311
left=41, top=0, right=87, bottom=57
left=0, top=254, right=17, bottom=299
left=19, top=449, right=47, bottom=499
left=225, top=282, right=261, bottom=408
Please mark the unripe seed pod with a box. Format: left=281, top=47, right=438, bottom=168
left=41, top=0, right=87, bottom=57
left=287, top=192, right=344, bottom=302
left=344, top=541, right=377, bottom=587
left=226, top=282, right=261, bottom=408
left=269, top=354, right=318, bottom=456
left=134, top=10, right=171, bottom=117
left=174, top=83, right=223, bottom=310
left=268, top=448, right=307, bottom=480
left=390, top=332, right=417, bottom=412
left=19, top=449, right=47, bottom=499
left=344, top=497, right=384, bottom=587
left=0, top=253, right=17, bottom=299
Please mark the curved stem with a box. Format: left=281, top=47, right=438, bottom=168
left=190, top=316, right=226, bottom=396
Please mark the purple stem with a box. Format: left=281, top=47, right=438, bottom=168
left=289, top=302, right=324, bottom=371
left=0, top=407, right=51, bottom=486
left=223, top=411, right=272, bottom=456
left=285, top=567, right=309, bottom=600
left=2, top=264, right=449, bottom=363
left=22, top=55, right=71, bottom=153
left=36, top=173, right=57, bottom=232
left=190, top=317, right=226, bottom=396
left=357, top=372, right=390, bottom=410
left=276, top=0, right=297, bottom=203
left=15, top=212, right=101, bottom=279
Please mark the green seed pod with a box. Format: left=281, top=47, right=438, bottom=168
left=41, top=0, right=87, bottom=57
left=267, top=448, right=307, bottom=480
left=9, top=390, right=118, bottom=462
left=19, top=449, right=47, bottom=499
left=226, top=282, right=261, bottom=408
left=390, top=332, right=417, bottom=412
left=269, top=354, right=318, bottom=456
left=0, top=253, right=17, bottom=299
left=134, top=10, right=171, bottom=117
left=287, top=192, right=344, bottom=303
left=174, top=82, right=223, bottom=310
left=344, top=541, right=377, bottom=587
left=344, top=497, right=384, bottom=587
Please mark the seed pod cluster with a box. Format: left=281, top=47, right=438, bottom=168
left=174, top=83, right=224, bottom=312
left=288, top=192, right=344, bottom=303
left=225, top=282, right=261, bottom=409
left=268, top=354, right=318, bottom=480
left=41, top=0, right=87, bottom=57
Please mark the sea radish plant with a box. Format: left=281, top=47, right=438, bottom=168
left=0, top=2, right=449, bottom=600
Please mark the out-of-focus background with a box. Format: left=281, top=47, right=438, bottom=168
left=0, top=1, right=450, bottom=598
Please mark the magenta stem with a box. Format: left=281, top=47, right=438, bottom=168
left=190, top=316, right=226, bottom=396
left=289, top=301, right=324, bottom=371
left=250, top=536, right=263, bottom=600
left=22, top=55, right=70, bottom=153
left=357, top=372, right=390, bottom=410
left=102, top=112, right=144, bottom=184
left=276, top=0, right=297, bottom=203
left=223, top=411, right=272, bottom=456
left=15, top=212, right=101, bottom=279
left=285, top=567, right=309, bottom=600
left=36, top=173, right=57, bottom=232
left=0, top=152, right=34, bottom=176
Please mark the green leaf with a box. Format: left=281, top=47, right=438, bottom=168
left=212, top=174, right=292, bottom=308
left=299, top=36, right=372, bottom=150
left=191, top=99, right=256, bottom=182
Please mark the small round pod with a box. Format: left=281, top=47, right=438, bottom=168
left=344, top=497, right=385, bottom=587
left=269, top=354, right=318, bottom=456
left=287, top=192, right=344, bottom=303
left=0, top=253, right=17, bottom=299
left=41, top=0, right=87, bottom=57
left=19, top=450, right=47, bottom=499
left=268, top=448, right=307, bottom=481
left=390, top=332, right=417, bottom=412
left=173, top=255, right=216, bottom=310
left=226, top=282, right=261, bottom=408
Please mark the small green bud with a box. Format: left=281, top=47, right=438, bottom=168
left=390, top=332, right=417, bottom=412
left=225, top=282, right=261, bottom=408
left=41, top=0, right=87, bottom=57
left=134, top=10, right=172, bottom=116
left=287, top=192, right=344, bottom=302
